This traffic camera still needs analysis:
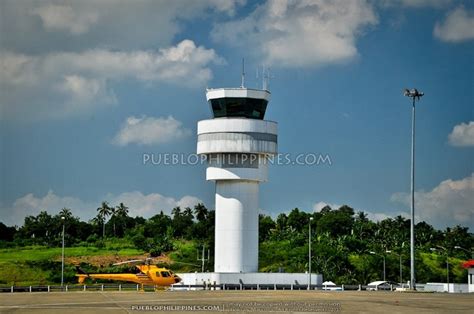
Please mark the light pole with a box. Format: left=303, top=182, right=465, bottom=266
left=454, top=246, right=473, bottom=259
left=61, top=216, right=65, bottom=287
left=386, top=250, right=402, bottom=286
left=404, top=88, right=424, bottom=290
left=430, top=246, right=449, bottom=292
left=370, top=251, right=386, bottom=281
left=308, top=217, right=314, bottom=290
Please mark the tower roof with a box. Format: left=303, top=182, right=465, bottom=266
left=206, top=88, right=270, bottom=102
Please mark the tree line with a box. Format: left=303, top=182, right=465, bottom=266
left=0, top=202, right=472, bottom=284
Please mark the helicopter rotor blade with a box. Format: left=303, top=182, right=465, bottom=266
left=112, top=259, right=145, bottom=266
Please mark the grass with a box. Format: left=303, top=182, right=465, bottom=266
left=0, top=242, right=144, bottom=285
left=0, top=246, right=142, bottom=264
left=0, top=239, right=208, bottom=285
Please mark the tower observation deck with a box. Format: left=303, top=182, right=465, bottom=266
left=197, top=87, right=278, bottom=273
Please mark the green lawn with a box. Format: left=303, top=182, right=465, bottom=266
left=0, top=245, right=144, bottom=285
left=0, top=246, right=143, bottom=264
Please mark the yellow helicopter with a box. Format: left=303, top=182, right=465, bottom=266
left=75, top=258, right=181, bottom=289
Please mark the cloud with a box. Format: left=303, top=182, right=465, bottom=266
left=313, top=201, right=407, bottom=222
left=2, top=0, right=246, bottom=53
left=391, top=173, right=474, bottom=229
left=176, top=195, right=204, bottom=209
left=207, top=0, right=246, bottom=16
left=385, top=0, right=452, bottom=8
left=1, top=190, right=203, bottom=226
left=112, top=115, right=191, bottom=146
left=313, top=201, right=340, bottom=212
left=31, top=4, right=99, bottom=35
left=4, top=190, right=95, bottom=227
left=211, top=0, right=378, bottom=68
left=434, top=6, right=474, bottom=43
left=448, top=121, right=474, bottom=147
left=364, top=211, right=408, bottom=222
left=0, top=40, right=221, bottom=120
left=106, top=191, right=203, bottom=218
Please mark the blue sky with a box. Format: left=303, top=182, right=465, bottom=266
left=0, top=0, right=473, bottom=229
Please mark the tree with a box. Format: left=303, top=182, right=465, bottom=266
left=192, top=204, right=211, bottom=241
left=109, top=206, right=117, bottom=237
left=171, top=207, right=194, bottom=239
left=194, top=203, right=208, bottom=222
left=0, top=222, right=16, bottom=241
left=317, top=205, right=354, bottom=237
left=287, top=208, right=310, bottom=233
left=145, top=211, right=172, bottom=238
left=116, top=203, right=129, bottom=218
left=58, top=208, right=73, bottom=220
left=259, top=214, right=275, bottom=242
left=115, top=203, right=129, bottom=237
left=96, top=201, right=111, bottom=238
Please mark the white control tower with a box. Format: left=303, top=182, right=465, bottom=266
left=197, top=87, right=277, bottom=273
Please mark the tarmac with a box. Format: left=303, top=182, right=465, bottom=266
left=0, top=290, right=472, bottom=313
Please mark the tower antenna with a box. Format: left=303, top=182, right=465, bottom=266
left=262, top=66, right=273, bottom=91
left=241, top=58, right=245, bottom=88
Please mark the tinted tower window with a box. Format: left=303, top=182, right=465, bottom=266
left=210, top=98, right=268, bottom=119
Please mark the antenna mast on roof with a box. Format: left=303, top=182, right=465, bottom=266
left=262, top=65, right=272, bottom=91
left=241, top=58, right=245, bottom=88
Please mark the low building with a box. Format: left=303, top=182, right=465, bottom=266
left=462, top=260, right=474, bottom=293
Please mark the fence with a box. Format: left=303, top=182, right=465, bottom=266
left=0, top=283, right=407, bottom=293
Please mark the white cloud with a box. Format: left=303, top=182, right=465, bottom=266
left=207, top=0, right=246, bottom=16
left=1, top=190, right=203, bottom=226
left=392, top=0, right=452, bottom=8
left=313, top=201, right=407, bottom=222
left=176, top=195, right=204, bottom=209
left=5, top=190, right=95, bottom=226
left=211, top=0, right=378, bottom=67
left=112, top=115, right=191, bottom=146
left=448, top=121, right=474, bottom=147
left=2, top=1, right=246, bottom=53
left=31, top=4, right=99, bottom=35
left=106, top=191, right=203, bottom=218
left=364, top=211, right=408, bottom=222
left=0, top=40, right=221, bottom=120
left=313, top=201, right=340, bottom=212
left=434, top=6, right=474, bottom=43
left=391, top=173, right=474, bottom=229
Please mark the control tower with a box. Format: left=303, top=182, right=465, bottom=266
left=197, top=87, right=277, bottom=273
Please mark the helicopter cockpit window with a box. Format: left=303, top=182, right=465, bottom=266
left=161, top=271, right=170, bottom=277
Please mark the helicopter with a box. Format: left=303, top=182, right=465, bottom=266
left=75, top=258, right=181, bottom=289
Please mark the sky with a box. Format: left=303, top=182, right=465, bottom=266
left=0, top=0, right=473, bottom=230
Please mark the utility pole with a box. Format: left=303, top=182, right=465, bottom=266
left=197, top=245, right=210, bottom=272
left=61, top=216, right=65, bottom=287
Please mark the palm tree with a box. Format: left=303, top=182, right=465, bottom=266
left=115, top=202, right=129, bottom=235
left=110, top=206, right=116, bottom=237
left=183, top=207, right=194, bottom=219
left=59, top=208, right=73, bottom=220
left=97, top=201, right=111, bottom=238
left=193, top=203, right=208, bottom=222
left=116, top=202, right=129, bottom=218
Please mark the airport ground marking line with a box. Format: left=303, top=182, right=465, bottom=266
left=99, top=291, right=133, bottom=314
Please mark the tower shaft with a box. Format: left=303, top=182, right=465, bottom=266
left=215, top=180, right=259, bottom=272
